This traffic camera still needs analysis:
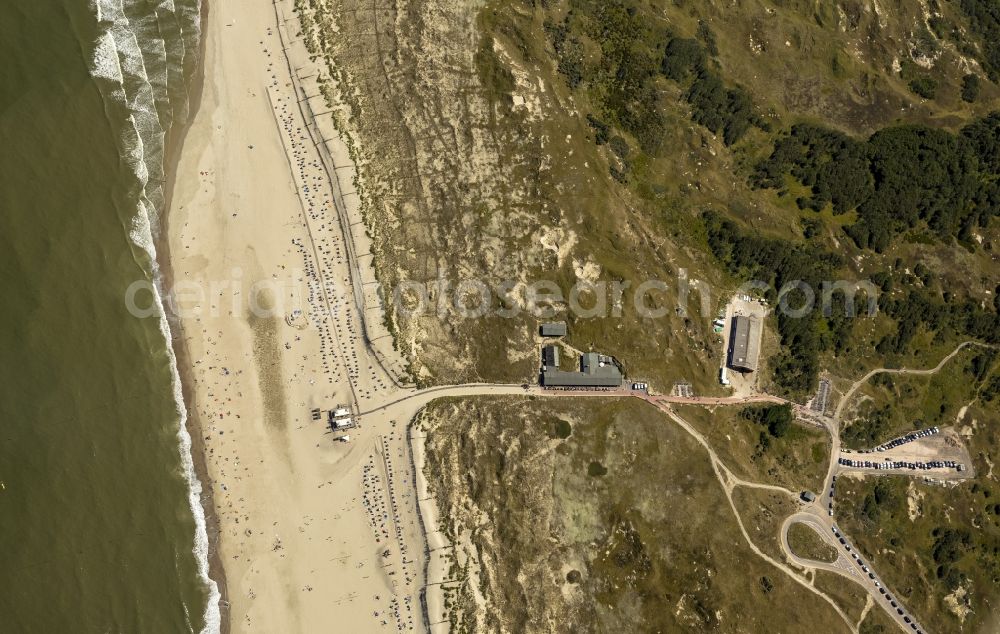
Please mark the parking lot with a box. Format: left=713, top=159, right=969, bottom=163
left=810, top=378, right=831, bottom=414
left=839, top=426, right=974, bottom=480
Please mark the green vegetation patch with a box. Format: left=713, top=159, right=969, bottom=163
left=754, top=117, right=1000, bottom=252
left=422, top=396, right=850, bottom=632
left=813, top=569, right=868, bottom=624
left=787, top=522, right=838, bottom=563
left=741, top=403, right=794, bottom=439
left=545, top=0, right=768, bottom=159
left=676, top=405, right=828, bottom=492
left=837, top=424, right=1000, bottom=634
left=842, top=347, right=997, bottom=448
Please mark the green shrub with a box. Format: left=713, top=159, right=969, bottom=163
left=909, top=76, right=938, bottom=99
left=961, top=73, right=981, bottom=102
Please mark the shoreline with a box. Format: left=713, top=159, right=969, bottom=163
left=155, top=1, right=231, bottom=632
left=155, top=0, right=473, bottom=630
left=157, top=1, right=428, bottom=630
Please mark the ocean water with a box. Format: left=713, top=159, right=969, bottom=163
left=0, top=0, right=218, bottom=632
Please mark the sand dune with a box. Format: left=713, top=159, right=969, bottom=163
left=167, top=1, right=428, bottom=631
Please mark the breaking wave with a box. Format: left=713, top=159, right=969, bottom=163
left=88, top=1, right=220, bottom=632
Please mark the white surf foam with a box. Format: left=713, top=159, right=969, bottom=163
left=88, top=1, right=221, bottom=633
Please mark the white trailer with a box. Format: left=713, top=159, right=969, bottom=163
left=334, top=418, right=354, bottom=429
left=332, top=407, right=351, bottom=419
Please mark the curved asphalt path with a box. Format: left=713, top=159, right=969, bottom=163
left=781, top=511, right=927, bottom=633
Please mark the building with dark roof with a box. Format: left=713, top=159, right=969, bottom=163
left=539, top=322, right=567, bottom=337
left=542, top=345, right=559, bottom=368
left=727, top=315, right=761, bottom=372
left=541, top=351, right=622, bottom=388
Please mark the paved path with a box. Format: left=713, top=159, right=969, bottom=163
left=780, top=510, right=927, bottom=633
left=790, top=341, right=998, bottom=634
left=780, top=513, right=857, bottom=577
left=344, top=349, right=986, bottom=634
left=646, top=403, right=857, bottom=632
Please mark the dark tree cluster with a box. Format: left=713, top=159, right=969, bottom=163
left=931, top=528, right=972, bottom=590
left=851, top=125, right=981, bottom=251
left=661, top=38, right=704, bottom=81
left=740, top=403, right=793, bottom=438
left=962, top=73, right=981, bottom=103
left=752, top=124, right=872, bottom=214
left=754, top=116, right=1000, bottom=251
left=702, top=211, right=850, bottom=394
left=909, top=75, right=938, bottom=99
left=587, top=114, right=611, bottom=145
left=545, top=4, right=769, bottom=160
left=544, top=17, right=584, bottom=89
left=876, top=286, right=1000, bottom=356
left=982, top=375, right=1000, bottom=402
left=858, top=478, right=902, bottom=525
left=842, top=404, right=894, bottom=448
left=660, top=37, right=768, bottom=145
left=959, top=0, right=1000, bottom=82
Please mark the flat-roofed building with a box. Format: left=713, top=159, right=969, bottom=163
left=541, top=352, right=622, bottom=388
left=541, top=371, right=622, bottom=387
left=539, top=322, right=567, bottom=337
left=542, top=344, right=560, bottom=368
left=727, top=315, right=761, bottom=372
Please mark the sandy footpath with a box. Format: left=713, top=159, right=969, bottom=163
left=166, top=1, right=428, bottom=631
left=167, top=2, right=578, bottom=631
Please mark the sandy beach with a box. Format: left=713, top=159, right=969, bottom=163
left=165, top=1, right=435, bottom=631
left=165, top=1, right=569, bottom=630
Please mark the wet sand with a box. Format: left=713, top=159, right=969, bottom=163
left=157, top=0, right=230, bottom=629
